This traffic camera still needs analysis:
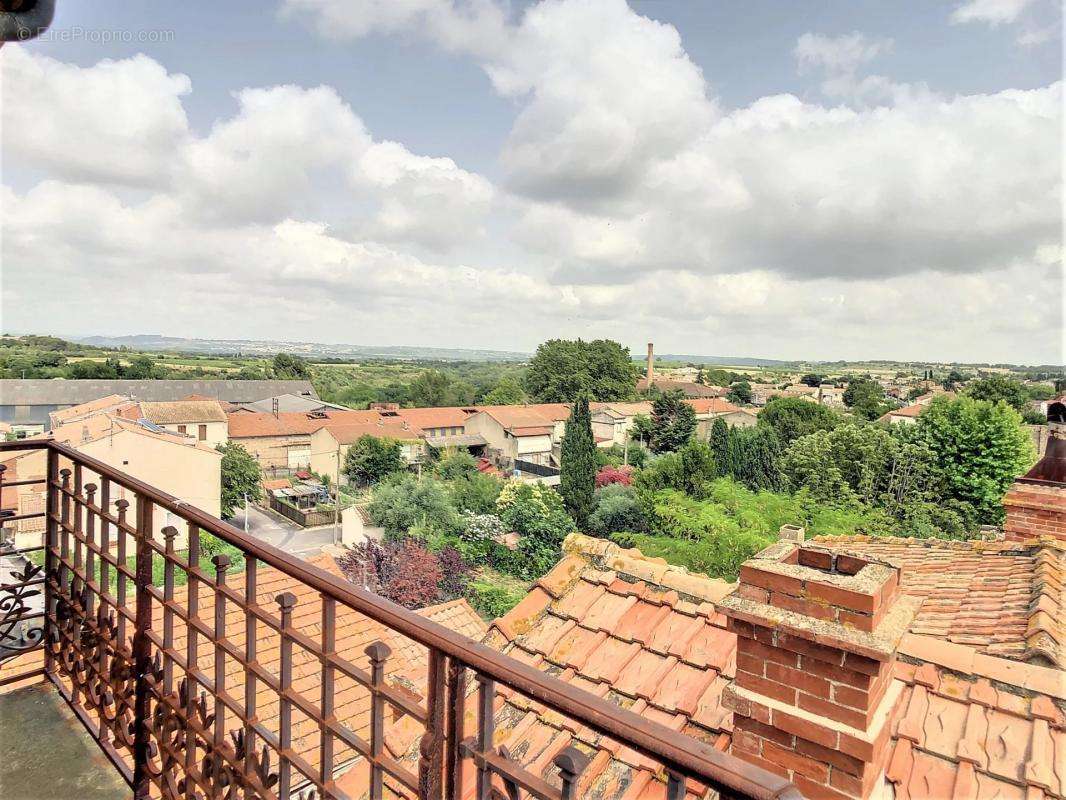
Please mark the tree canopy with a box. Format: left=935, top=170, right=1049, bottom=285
left=217, top=442, right=261, bottom=518
left=272, top=352, right=309, bottom=379
left=560, top=394, right=596, bottom=529
left=843, top=377, right=889, bottom=420
left=480, top=376, right=527, bottom=405
left=727, top=380, right=752, bottom=405
left=649, top=390, right=697, bottom=453
left=524, top=339, right=636, bottom=402
left=758, top=396, right=839, bottom=445
left=964, top=375, right=1029, bottom=410
left=344, top=435, right=405, bottom=485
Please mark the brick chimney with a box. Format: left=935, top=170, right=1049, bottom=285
left=646, top=342, right=655, bottom=387
left=719, top=542, right=920, bottom=800
left=1003, top=426, right=1066, bottom=543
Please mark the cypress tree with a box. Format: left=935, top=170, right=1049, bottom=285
left=560, top=392, right=597, bottom=529
left=710, top=417, right=729, bottom=475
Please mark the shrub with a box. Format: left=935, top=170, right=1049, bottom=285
left=450, top=472, right=503, bottom=515
left=336, top=538, right=470, bottom=609
left=367, top=474, right=462, bottom=540
left=587, top=484, right=646, bottom=536
left=344, top=435, right=405, bottom=485
left=466, top=577, right=527, bottom=618
left=434, top=449, right=478, bottom=481
left=595, top=465, right=634, bottom=487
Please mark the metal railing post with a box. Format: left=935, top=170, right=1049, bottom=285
left=43, top=446, right=59, bottom=677
left=418, top=650, right=446, bottom=800
left=131, top=495, right=154, bottom=799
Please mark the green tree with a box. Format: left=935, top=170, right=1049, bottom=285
left=649, top=390, right=697, bottom=453
left=560, top=394, right=597, bottom=528
left=726, top=426, right=785, bottom=492
left=758, top=397, right=838, bottom=446
left=345, top=436, right=405, bottom=485
left=217, top=442, right=261, bottom=519
left=272, top=353, right=309, bottom=379
left=799, top=373, right=823, bottom=387
left=710, top=418, right=730, bottom=469
left=587, top=484, right=647, bottom=536
left=408, top=370, right=455, bottom=407
left=122, top=355, right=160, bottom=379
left=481, top=377, right=527, bottom=405
left=496, top=481, right=575, bottom=578
left=727, top=380, right=752, bottom=405
left=915, top=397, right=1035, bottom=523
left=965, top=375, right=1029, bottom=411
left=844, top=377, right=888, bottom=420
left=368, top=474, right=462, bottom=539
left=524, top=339, right=636, bottom=402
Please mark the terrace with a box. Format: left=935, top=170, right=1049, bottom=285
left=0, top=439, right=800, bottom=800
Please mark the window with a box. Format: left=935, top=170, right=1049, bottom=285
left=177, top=425, right=186, bottom=434
left=198, top=424, right=207, bottom=441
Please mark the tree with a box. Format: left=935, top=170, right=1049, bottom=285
left=726, top=426, right=785, bottom=492
left=695, top=368, right=706, bottom=385
left=630, top=414, right=655, bottom=445
left=915, top=397, right=1035, bottom=523
left=272, top=353, right=309, bottom=379
left=217, top=442, right=261, bottom=518
left=367, top=474, right=462, bottom=539
left=433, top=449, right=478, bottom=481
left=710, top=418, right=730, bottom=470
left=560, top=394, right=597, bottom=528
left=408, top=370, right=455, bottom=407
left=336, top=539, right=469, bottom=609
left=481, top=377, right=527, bottom=405
left=587, top=484, right=647, bottom=536
left=758, top=397, right=839, bottom=446
left=727, top=380, right=752, bottom=405
left=344, top=435, right=404, bottom=485
left=123, top=355, right=160, bottom=379
left=595, top=465, right=634, bottom=487
left=799, top=373, right=823, bottom=387
left=496, top=481, right=575, bottom=578
left=524, top=339, right=636, bottom=402
left=649, top=390, right=697, bottom=453
left=843, top=377, right=888, bottom=420
left=965, top=375, right=1029, bottom=411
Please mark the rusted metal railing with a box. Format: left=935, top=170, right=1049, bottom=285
left=0, top=440, right=801, bottom=800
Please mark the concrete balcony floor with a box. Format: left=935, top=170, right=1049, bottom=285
left=0, top=684, right=128, bottom=800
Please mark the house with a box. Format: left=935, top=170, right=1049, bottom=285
left=226, top=410, right=381, bottom=471
left=0, top=378, right=318, bottom=429
left=818, top=384, right=846, bottom=407
left=750, top=383, right=820, bottom=407
left=134, top=399, right=229, bottom=446
left=463, top=406, right=559, bottom=467
left=636, top=376, right=727, bottom=398
left=231, top=393, right=353, bottom=415
left=687, top=398, right=758, bottom=438
left=879, top=392, right=955, bottom=425
left=309, top=420, right=425, bottom=482
left=590, top=401, right=653, bottom=445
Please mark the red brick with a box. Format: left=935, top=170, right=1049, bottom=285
left=798, top=549, right=834, bottom=570
left=842, top=652, right=883, bottom=676
left=733, top=750, right=790, bottom=780
left=837, top=609, right=875, bottom=632
left=776, top=632, right=845, bottom=666
left=735, top=717, right=795, bottom=749
left=834, top=554, right=867, bottom=576
left=736, top=671, right=798, bottom=705
left=771, top=591, right=837, bottom=622
left=805, top=581, right=878, bottom=614
left=736, top=651, right=765, bottom=677
left=773, top=708, right=839, bottom=749
left=726, top=618, right=755, bottom=639
left=740, top=637, right=799, bottom=668
left=766, top=661, right=831, bottom=699
left=832, top=683, right=871, bottom=711
left=731, top=726, right=763, bottom=756
left=827, top=768, right=863, bottom=797
left=800, top=656, right=874, bottom=689
left=795, top=738, right=865, bottom=777
left=792, top=774, right=853, bottom=800
left=735, top=584, right=770, bottom=603
left=740, top=565, right=804, bottom=595
left=798, top=692, right=869, bottom=729
left=761, top=740, right=831, bottom=783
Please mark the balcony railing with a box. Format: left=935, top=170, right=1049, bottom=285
left=0, top=439, right=800, bottom=800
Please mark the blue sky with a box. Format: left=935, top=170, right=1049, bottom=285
left=2, top=0, right=1062, bottom=362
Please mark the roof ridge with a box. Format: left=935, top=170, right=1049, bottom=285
left=562, top=533, right=736, bottom=603
left=812, top=533, right=1066, bottom=552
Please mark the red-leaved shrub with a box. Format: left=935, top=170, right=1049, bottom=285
left=595, top=465, right=634, bottom=487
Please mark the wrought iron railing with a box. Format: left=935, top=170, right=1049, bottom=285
left=0, top=440, right=800, bottom=800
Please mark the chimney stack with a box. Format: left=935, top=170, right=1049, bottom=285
left=720, top=542, right=919, bottom=800
left=1003, top=425, right=1066, bottom=543
left=646, top=342, right=655, bottom=387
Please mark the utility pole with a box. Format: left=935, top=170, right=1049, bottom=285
left=333, top=443, right=341, bottom=546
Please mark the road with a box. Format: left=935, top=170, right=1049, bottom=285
left=234, top=504, right=339, bottom=558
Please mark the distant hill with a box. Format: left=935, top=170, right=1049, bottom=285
left=647, top=353, right=794, bottom=367
left=72, top=334, right=529, bottom=362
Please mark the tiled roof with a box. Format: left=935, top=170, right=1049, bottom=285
left=138, top=400, right=228, bottom=424
left=810, top=536, right=1065, bottom=667
left=636, top=378, right=727, bottom=398
left=685, top=398, right=748, bottom=415
left=45, top=414, right=220, bottom=453
left=886, top=656, right=1066, bottom=800
left=390, top=599, right=488, bottom=678
left=49, top=394, right=134, bottom=425
left=321, top=421, right=421, bottom=444
left=1, top=379, right=317, bottom=405
left=226, top=410, right=380, bottom=438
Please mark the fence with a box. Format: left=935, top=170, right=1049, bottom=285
left=0, top=439, right=800, bottom=800
left=268, top=495, right=335, bottom=528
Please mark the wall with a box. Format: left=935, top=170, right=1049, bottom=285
left=463, top=413, right=510, bottom=458
left=230, top=433, right=312, bottom=470
left=309, top=428, right=341, bottom=481
left=158, top=420, right=228, bottom=448
left=1003, top=482, right=1066, bottom=543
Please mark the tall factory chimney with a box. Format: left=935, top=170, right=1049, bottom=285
left=646, top=342, right=655, bottom=387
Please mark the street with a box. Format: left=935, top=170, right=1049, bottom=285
left=234, top=504, right=339, bottom=559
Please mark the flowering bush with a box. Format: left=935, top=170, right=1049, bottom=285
left=336, top=538, right=470, bottom=609
left=595, top=465, right=634, bottom=487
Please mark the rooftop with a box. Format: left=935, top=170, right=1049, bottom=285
left=0, top=378, right=318, bottom=406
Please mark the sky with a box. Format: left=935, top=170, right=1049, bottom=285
left=1, top=0, right=1062, bottom=364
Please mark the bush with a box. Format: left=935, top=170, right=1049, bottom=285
left=367, top=474, right=462, bottom=539
left=336, top=538, right=470, bottom=609
left=466, top=577, right=527, bottom=618
left=587, top=483, right=646, bottom=537
left=344, top=435, right=405, bottom=485
left=759, top=397, right=839, bottom=445
left=434, top=449, right=478, bottom=481
left=450, top=472, right=503, bottom=515
left=456, top=512, right=505, bottom=561
left=595, top=465, right=634, bottom=487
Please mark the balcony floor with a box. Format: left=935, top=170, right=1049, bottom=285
left=0, top=684, right=128, bottom=800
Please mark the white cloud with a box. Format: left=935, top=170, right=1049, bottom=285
left=794, top=32, right=893, bottom=74
left=0, top=47, right=191, bottom=187
left=951, top=0, right=1035, bottom=25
